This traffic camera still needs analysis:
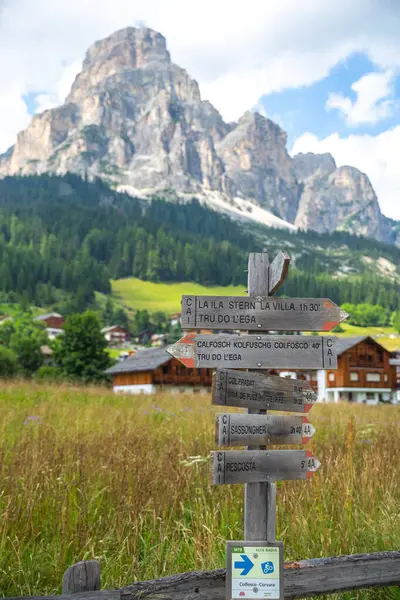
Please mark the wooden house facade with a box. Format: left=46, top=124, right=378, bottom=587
left=102, top=325, right=131, bottom=345
left=317, top=336, right=397, bottom=404
left=105, top=348, right=213, bottom=394
left=264, top=337, right=398, bottom=405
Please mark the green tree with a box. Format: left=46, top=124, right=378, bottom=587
left=0, top=346, right=17, bottom=377
left=113, top=307, right=129, bottom=328
left=393, top=311, right=400, bottom=334
left=132, top=309, right=151, bottom=335
left=8, top=314, right=47, bottom=374
left=102, top=296, right=115, bottom=326
left=53, top=311, right=111, bottom=383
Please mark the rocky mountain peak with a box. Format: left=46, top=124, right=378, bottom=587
left=0, top=26, right=397, bottom=246
left=292, top=152, right=336, bottom=182
left=67, top=27, right=171, bottom=104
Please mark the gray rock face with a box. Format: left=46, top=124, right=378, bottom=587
left=0, top=26, right=398, bottom=245
left=292, top=152, right=336, bottom=182
left=293, top=158, right=397, bottom=245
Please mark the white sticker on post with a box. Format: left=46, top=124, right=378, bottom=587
left=226, top=541, right=284, bottom=600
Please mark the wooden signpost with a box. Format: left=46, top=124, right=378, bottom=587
left=167, top=250, right=345, bottom=600
left=215, top=413, right=315, bottom=446
left=212, top=368, right=317, bottom=413
left=211, top=449, right=321, bottom=484
left=168, top=333, right=337, bottom=369
left=181, top=296, right=348, bottom=331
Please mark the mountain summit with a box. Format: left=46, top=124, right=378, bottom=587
left=0, top=26, right=398, bottom=245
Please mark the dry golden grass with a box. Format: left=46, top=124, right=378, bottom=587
left=0, top=382, right=399, bottom=599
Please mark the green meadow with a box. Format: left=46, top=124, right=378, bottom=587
left=111, top=277, right=246, bottom=313
left=0, top=382, right=399, bottom=599
left=110, top=277, right=400, bottom=351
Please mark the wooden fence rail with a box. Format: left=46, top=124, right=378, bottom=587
left=4, top=552, right=400, bottom=600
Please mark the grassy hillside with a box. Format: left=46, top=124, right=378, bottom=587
left=111, top=277, right=246, bottom=313
left=111, top=278, right=400, bottom=351
left=0, top=382, right=399, bottom=598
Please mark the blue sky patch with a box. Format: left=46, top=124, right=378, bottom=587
left=257, top=53, right=400, bottom=147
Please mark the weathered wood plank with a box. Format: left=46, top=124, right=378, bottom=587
left=119, top=551, right=400, bottom=599
left=168, top=334, right=337, bottom=369
left=5, top=591, right=119, bottom=600
left=248, top=253, right=269, bottom=296
left=62, top=561, right=100, bottom=594
left=211, top=450, right=320, bottom=484
left=215, top=413, right=315, bottom=446
left=245, top=252, right=274, bottom=543
left=180, top=296, right=348, bottom=332
left=212, top=369, right=317, bottom=412
left=269, top=251, right=290, bottom=295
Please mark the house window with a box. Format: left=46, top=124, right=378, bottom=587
left=350, top=372, right=359, bottom=381
left=384, top=374, right=389, bottom=382
left=366, top=373, right=381, bottom=382
left=328, top=373, right=335, bottom=382
left=162, top=364, right=169, bottom=374
left=366, top=392, right=375, bottom=400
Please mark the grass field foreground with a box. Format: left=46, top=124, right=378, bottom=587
left=0, top=383, right=399, bottom=599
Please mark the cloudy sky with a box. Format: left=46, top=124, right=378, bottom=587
left=0, top=0, right=399, bottom=219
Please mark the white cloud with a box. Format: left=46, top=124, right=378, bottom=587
left=291, top=128, right=400, bottom=220
left=326, top=70, right=396, bottom=125
left=0, top=0, right=399, bottom=152
left=0, top=84, right=31, bottom=151
left=33, top=60, right=82, bottom=113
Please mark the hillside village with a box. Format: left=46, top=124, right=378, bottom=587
left=1, top=304, right=399, bottom=405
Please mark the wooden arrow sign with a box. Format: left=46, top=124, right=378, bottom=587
left=167, top=333, right=337, bottom=369
left=212, top=368, right=317, bottom=412
left=180, top=296, right=348, bottom=331
left=215, top=414, right=316, bottom=447
left=211, top=450, right=321, bottom=485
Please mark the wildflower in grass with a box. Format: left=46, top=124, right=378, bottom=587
left=23, top=415, right=41, bottom=425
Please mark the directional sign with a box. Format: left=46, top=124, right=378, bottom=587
left=212, top=369, right=317, bottom=413
left=181, top=296, right=348, bottom=331
left=168, top=333, right=337, bottom=369
left=215, top=414, right=315, bottom=447
left=234, top=553, right=254, bottom=576
left=211, top=450, right=321, bottom=485
left=226, top=541, right=284, bottom=600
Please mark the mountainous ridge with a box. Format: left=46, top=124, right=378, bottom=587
left=0, top=26, right=398, bottom=246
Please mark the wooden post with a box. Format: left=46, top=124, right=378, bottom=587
left=244, top=252, right=277, bottom=542
left=62, top=560, right=101, bottom=594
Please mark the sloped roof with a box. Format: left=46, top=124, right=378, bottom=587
left=34, top=313, right=63, bottom=321
left=101, top=325, right=129, bottom=333
left=334, top=336, right=394, bottom=356
left=335, top=336, right=368, bottom=355
left=105, top=347, right=171, bottom=375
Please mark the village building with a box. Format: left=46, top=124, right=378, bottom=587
left=320, top=336, right=397, bottom=404
left=102, top=325, right=131, bottom=345
left=279, top=336, right=398, bottom=405
left=105, top=335, right=398, bottom=402
left=170, top=313, right=181, bottom=326
left=33, top=313, right=65, bottom=340
left=105, top=347, right=213, bottom=394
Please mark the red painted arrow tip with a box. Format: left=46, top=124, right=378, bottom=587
left=180, top=332, right=196, bottom=344
left=323, top=320, right=339, bottom=332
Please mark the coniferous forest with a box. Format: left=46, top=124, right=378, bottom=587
left=0, top=174, right=399, bottom=313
